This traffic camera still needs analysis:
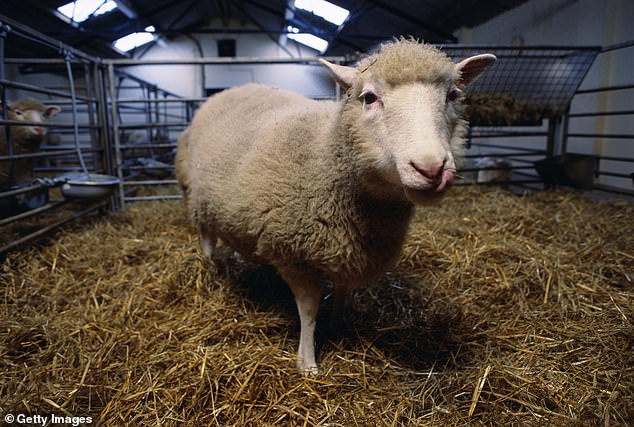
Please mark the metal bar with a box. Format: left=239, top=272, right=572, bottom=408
left=150, top=28, right=387, bottom=39
left=0, top=200, right=66, bottom=227
left=561, top=107, right=571, bottom=156
left=464, top=152, right=544, bottom=158
left=145, top=86, right=154, bottom=157
left=575, top=84, right=634, bottom=94
left=123, top=165, right=173, bottom=170
left=469, top=142, right=547, bottom=153
left=95, top=63, right=117, bottom=212
left=103, top=56, right=346, bottom=66
left=438, top=44, right=600, bottom=51
left=117, top=122, right=189, bottom=129
left=455, top=179, right=542, bottom=187
left=459, top=166, right=534, bottom=172
left=0, top=79, right=93, bottom=102
left=123, top=180, right=178, bottom=185
left=567, top=110, right=634, bottom=118
left=64, top=53, right=89, bottom=174
left=546, top=117, right=557, bottom=158
left=0, top=200, right=108, bottom=256
left=35, top=166, right=98, bottom=172
left=113, top=97, right=206, bottom=103
left=567, top=133, right=634, bottom=139
left=0, top=119, right=98, bottom=129
left=124, top=195, right=182, bottom=201
left=0, top=183, right=46, bottom=199
left=84, top=62, right=99, bottom=173
left=3, top=58, right=71, bottom=65
left=600, top=39, right=634, bottom=53
left=108, top=63, right=125, bottom=209
left=470, top=131, right=549, bottom=138
left=115, top=111, right=185, bottom=120
left=0, top=148, right=102, bottom=161
left=115, top=105, right=181, bottom=115
left=0, top=23, right=12, bottom=182
left=118, top=143, right=177, bottom=149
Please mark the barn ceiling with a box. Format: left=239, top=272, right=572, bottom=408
left=0, top=0, right=528, bottom=59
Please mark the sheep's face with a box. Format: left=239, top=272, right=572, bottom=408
left=351, top=79, right=466, bottom=204
left=5, top=102, right=61, bottom=142
left=320, top=46, right=495, bottom=204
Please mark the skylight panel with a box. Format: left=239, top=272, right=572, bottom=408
left=294, top=0, right=350, bottom=26
left=57, top=0, right=118, bottom=23
left=286, top=26, right=329, bottom=53
left=113, top=26, right=156, bottom=52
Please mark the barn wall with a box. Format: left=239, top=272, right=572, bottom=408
left=457, top=0, right=634, bottom=190
left=122, top=19, right=337, bottom=99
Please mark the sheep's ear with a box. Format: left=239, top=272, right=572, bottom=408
left=45, top=105, right=61, bottom=117
left=319, top=59, right=356, bottom=91
left=456, top=53, right=496, bottom=87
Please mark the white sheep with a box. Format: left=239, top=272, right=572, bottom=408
left=0, top=98, right=61, bottom=189
left=176, top=39, right=495, bottom=374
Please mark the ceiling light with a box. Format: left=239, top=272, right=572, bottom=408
left=286, top=26, right=329, bottom=53
left=113, top=30, right=155, bottom=52
left=294, top=0, right=350, bottom=26
left=57, top=0, right=118, bottom=23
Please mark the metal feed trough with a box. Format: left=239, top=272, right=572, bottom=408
left=444, top=45, right=599, bottom=125
left=442, top=45, right=600, bottom=188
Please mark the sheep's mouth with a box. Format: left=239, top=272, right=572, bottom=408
left=402, top=168, right=455, bottom=204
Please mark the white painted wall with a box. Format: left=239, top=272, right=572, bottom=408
left=457, top=0, right=634, bottom=190
left=122, top=19, right=337, bottom=99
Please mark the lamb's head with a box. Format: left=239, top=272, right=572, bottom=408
left=320, top=39, right=495, bottom=204
left=3, top=99, right=61, bottom=143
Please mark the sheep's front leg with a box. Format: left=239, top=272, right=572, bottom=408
left=198, top=223, right=217, bottom=258
left=277, top=267, right=324, bottom=375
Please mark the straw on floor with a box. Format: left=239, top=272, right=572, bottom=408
left=1, top=187, right=632, bottom=426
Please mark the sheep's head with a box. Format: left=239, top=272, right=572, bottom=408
left=320, top=39, right=495, bottom=204
left=3, top=99, right=61, bottom=143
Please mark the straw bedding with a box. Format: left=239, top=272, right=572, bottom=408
left=1, top=187, right=632, bottom=426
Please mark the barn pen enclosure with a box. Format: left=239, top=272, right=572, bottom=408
left=1, top=1, right=633, bottom=426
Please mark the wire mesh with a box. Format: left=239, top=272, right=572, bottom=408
left=442, top=46, right=600, bottom=125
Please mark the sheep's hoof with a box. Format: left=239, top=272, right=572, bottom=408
left=297, top=361, right=318, bottom=376
left=200, top=238, right=214, bottom=258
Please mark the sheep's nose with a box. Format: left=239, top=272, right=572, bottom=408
left=410, top=160, right=444, bottom=183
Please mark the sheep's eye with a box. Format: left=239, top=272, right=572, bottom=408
left=15, top=110, right=23, bottom=116
left=446, top=88, right=461, bottom=103
left=360, top=91, right=378, bottom=105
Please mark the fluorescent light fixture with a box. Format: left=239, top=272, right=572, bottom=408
left=286, top=26, right=328, bottom=53
left=294, top=0, right=349, bottom=26
left=113, top=27, right=156, bottom=52
left=57, top=0, right=118, bottom=23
